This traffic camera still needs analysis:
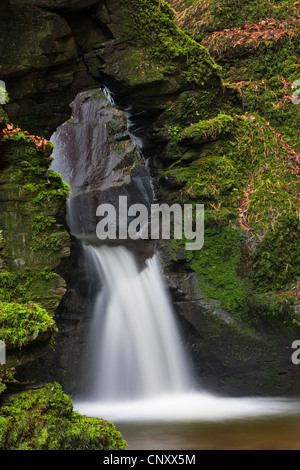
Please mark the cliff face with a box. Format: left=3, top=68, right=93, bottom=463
left=0, top=0, right=299, bottom=422
left=0, top=0, right=222, bottom=138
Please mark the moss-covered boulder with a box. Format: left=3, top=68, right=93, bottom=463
left=0, top=301, right=57, bottom=350
left=0, top=383, right=127, bottom=450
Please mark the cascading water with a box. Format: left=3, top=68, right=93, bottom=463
left=49, top=89, right=300, bottom=441
left=74, top=236, right=298, bottom=425
left=82, top=244, right=191, bottom=402
left=74, top=242, right=298, bottom=424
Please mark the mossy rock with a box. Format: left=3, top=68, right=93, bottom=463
left=205, top=25, right=299, bottom=84
left=232, top=77, right=300, bottom=153
left=0, top=301, right=57, bottom=349
left=172, top=0, right=299, bottom=43
left=117, top=0, right=223, bottom=95
left=160, top=111, right=299, bottom=326
left=0, top=124, right=71, bottom=388
left=0, top=383, right=127, bottom=450
left=0, top=105, right=9, bottom=128
left=0, top=129, right=70, bottom=272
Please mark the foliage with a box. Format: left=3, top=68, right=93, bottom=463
left=0, top=267, right=63, bottom=316
left=1, top=123, right=53, bottom=151
left=30, top=216, right=64, bottom=252
left=202, top=18, right=299, bottom=60
left=0, top=366, right=16, bottom=395
left=0, top=87, right=9, bottom=104
left=232, top=77, right=300, bottom=153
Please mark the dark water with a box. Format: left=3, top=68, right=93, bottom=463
left=116, top=414, right=300, bottom=450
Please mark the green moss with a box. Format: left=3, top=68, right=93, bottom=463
left=0, top=383, right=127, bottom=450
left=0, top=268, right=64, bottom=314
left=0, top=105, right=9, bottom=127
left=123, top=49, right=166, bottom=86
left=177, top=0, right=299, bottom=43
left=233, top=76, right=300, bottom=153
left=251, top=214, right=300, bottom=293
left=0, top=86, right=9, bottom=104
left=119, top=0, right=222, bottom=90
left=220, top=40, right=299, bottom=83
left=151, top=4, right=299, bottom=329
left=188, top=221, right=251, bottom=316
left=179, top=113, right=235, bottom=143
left=0, top=126, right=69, bottom=392
left=30, top=215, right=65, bottom=253
left=0, top=137, right=70, bottom=274
left=0, top=140, right=70, bottom=208
left=165, top=113, right=298, bottom=224
left=0, top=367, right=16, bottom=396
left=22, top=169, right=70, bottom=206
left=0, top=301, right=57, bottom=347
left=162, top=112, right=299, bottom=325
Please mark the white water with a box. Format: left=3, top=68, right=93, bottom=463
left=74, top=244, right=299, bottom=424
left=81, top=244, right=191, bottom=401
left=75, top=392, right=298, bottom=424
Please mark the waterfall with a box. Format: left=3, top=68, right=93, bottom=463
left=50, top=91, right=298, bottom=426
left=75, top=242, right=297, bottom=424
left=83, top=243, right=191, bottom=401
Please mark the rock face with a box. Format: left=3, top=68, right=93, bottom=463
left=0, top=0, right=99, bottom=137
left=163, top=264, right=300, bottom=397
left=1, top=0, right=222, bottom=137
left=50, top=89, right=154, bottom=238
left=0, top=110, right=71, bottom=399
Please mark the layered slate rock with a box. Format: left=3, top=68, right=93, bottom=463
left=50, top=89, right=153, bottom=237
